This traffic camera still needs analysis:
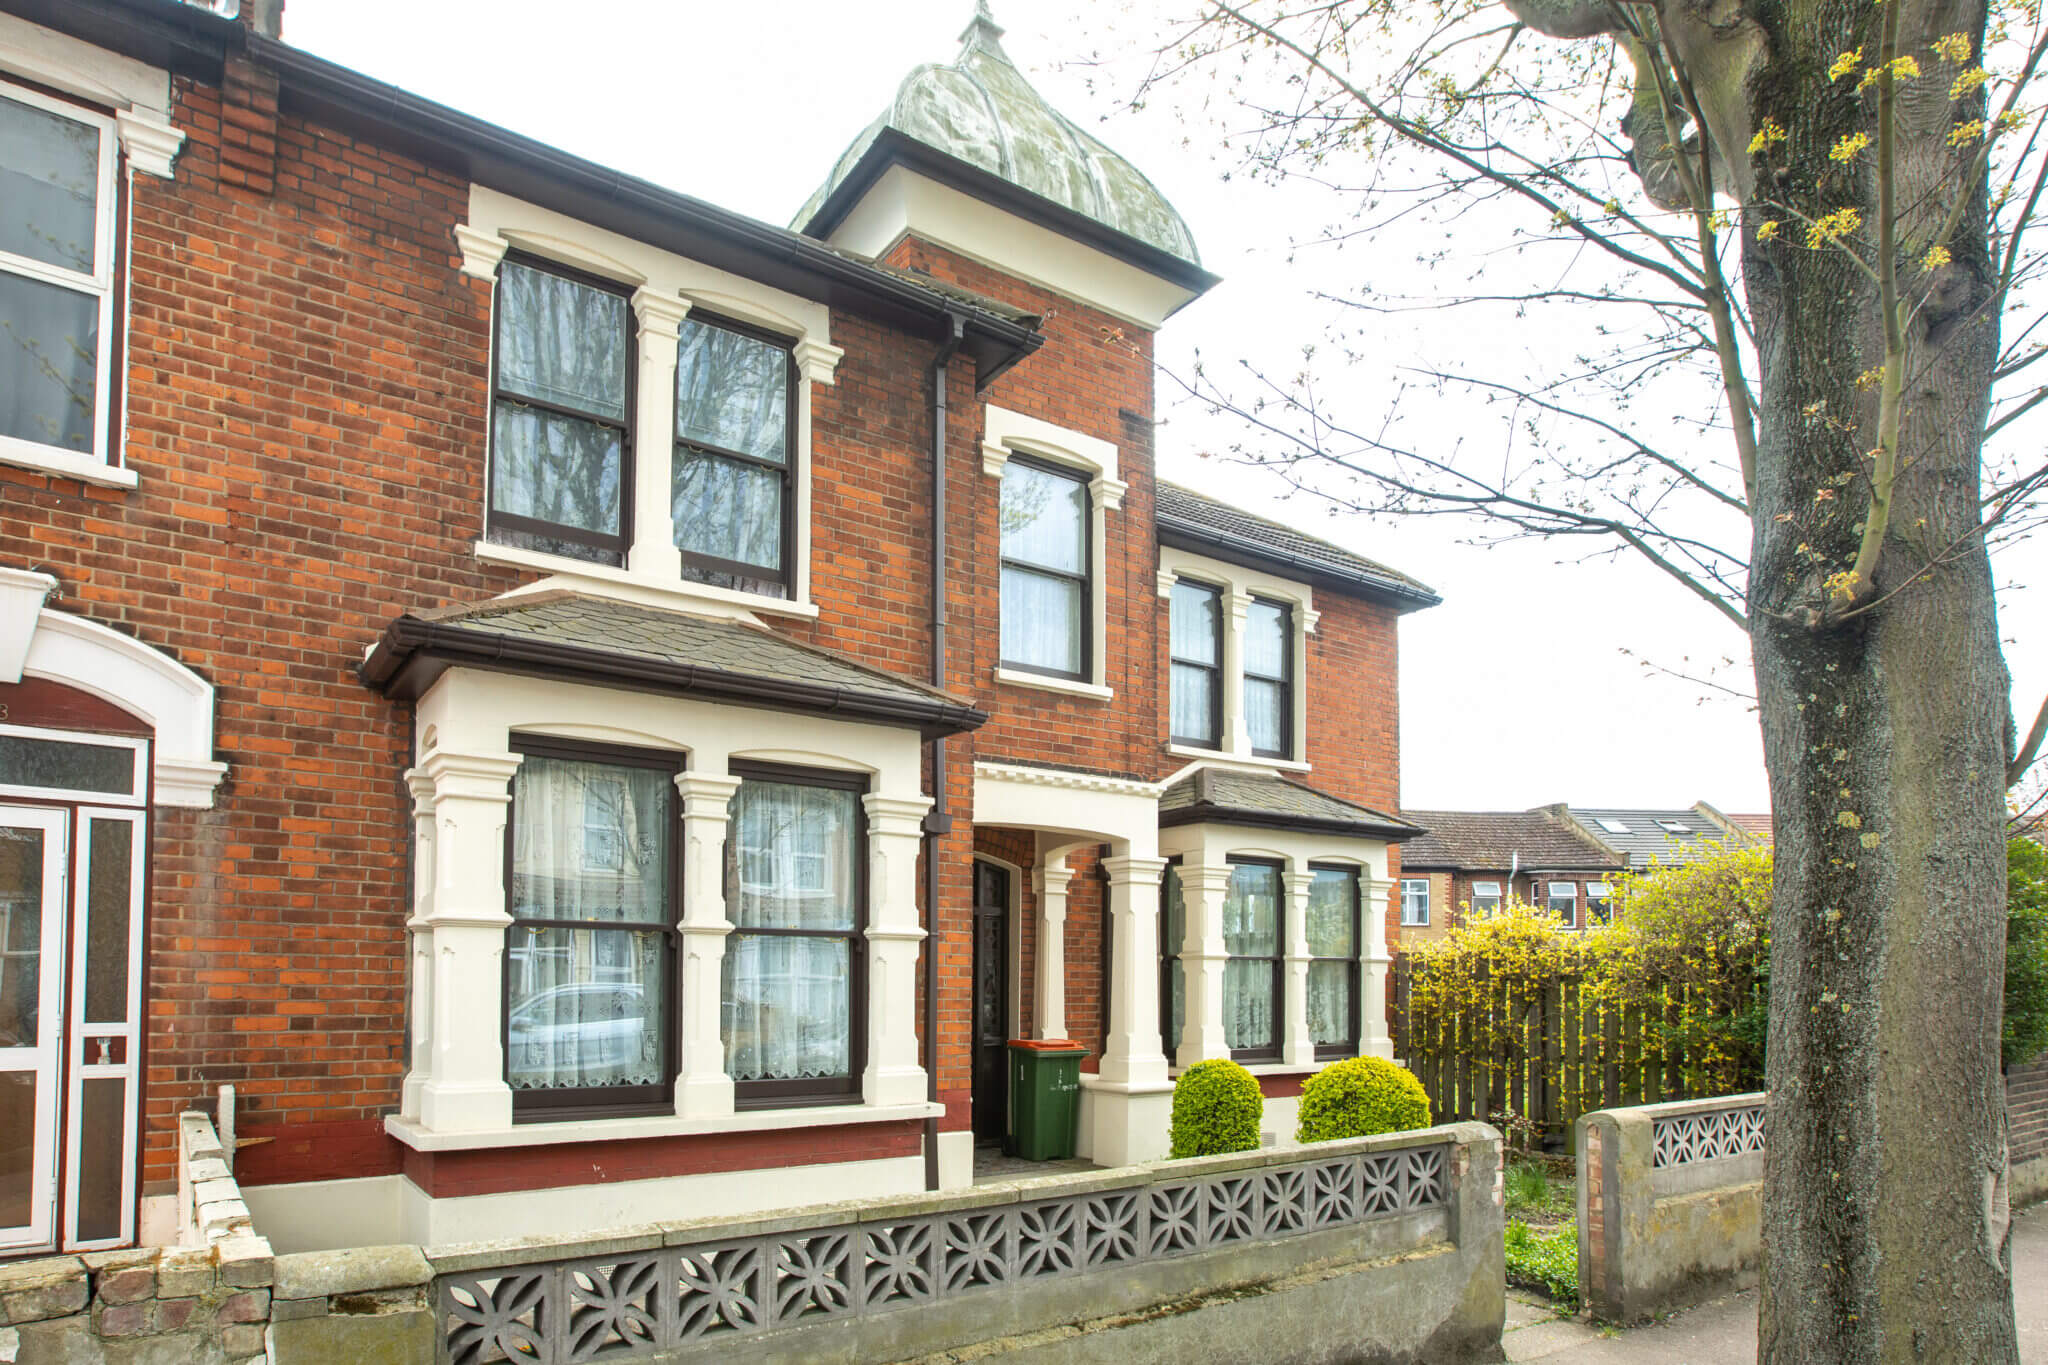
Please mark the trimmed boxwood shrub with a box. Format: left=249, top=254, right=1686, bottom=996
left=1169, top=1058, right=1263, bottom=1158
left=1296, top=1057, right=1430, bottom=1143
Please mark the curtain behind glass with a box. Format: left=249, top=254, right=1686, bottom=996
left=999, top=567, right=1081, bottom=673
left=1170, top=582, right=1220, bottom=743
left=505, top=756, right=671, bottom=1093
left=723, top=780, right=859, bottom=1083
left=0, top=94, right=98, bottom=274
left=1223, top=864, right=1279, bottom=1050
left=999, top=462, right=1085, bottom=570
left=1307, top=869, right=1356, bottom=1047
left=674, top=317, right=788, bottom=462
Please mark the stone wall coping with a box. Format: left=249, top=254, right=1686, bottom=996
left=273, top=1246, right=433, bottom=1301
left=1586, top=1092, right=1765, bottom=1125
left=427, top=1123, right=1489, bottom=1275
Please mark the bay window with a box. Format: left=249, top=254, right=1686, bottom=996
left=0, top=84, right=117, bottom=475
left=724, top=764, right=866, bottom=1106
left=1169, top=580, right=1224, bottom=747
left=999, top=457, right=1091, bottom=679
left=488, top=258, right=633, bottom=566
left=1400, top=877, right=1430, bottom=927
left=1307, top=866, right=1361, bottom=1059
left=1223, top=859, right=1282, bottom=1061
left=505, top=740, right=679, bottom=1119
left=671, top=314, right=795, bottom=597
left=1548, top=880, right=1578, bottom=927
left=1244, top=598, right=1293, bottom=759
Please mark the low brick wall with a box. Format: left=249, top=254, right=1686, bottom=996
left=1576, top=1093, right=1764, bottom=1323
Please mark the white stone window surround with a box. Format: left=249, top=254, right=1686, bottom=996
left=457, top=186, right=845, bottom=623
left=386, top=665, right=936, bottom=1151
left=0, top=18, right=187, bottom=490
left=1158, top=817, right=1393, bottom=1074
left=981, top=403, right=1125, bottom=699
left=1156, top=546, right=1316, bottom=770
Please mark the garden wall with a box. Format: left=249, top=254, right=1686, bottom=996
left=2015, top=1054, right=2048, bottom=1208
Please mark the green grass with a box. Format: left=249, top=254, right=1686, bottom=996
left=1503, top=1158, right=1577, bottom=1227
left=1505, top=1217, right=1580, bottom=1310
left=1503, top=1160, right=1550, bottom=1211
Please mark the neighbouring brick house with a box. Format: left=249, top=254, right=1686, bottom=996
left=0, top=0, right=1439, bottom=1257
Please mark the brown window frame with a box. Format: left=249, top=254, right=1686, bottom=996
left=724, top=760, right=869, bottom=1110
left=998, top=454, right=1094, bottom=682
left=1308, top=863, right=1362, bottom=1062
left=1244, top=597, right=1294, bottom=760
left=1158, top=856, right=1184, bottom=1058
left=486, top=253, right=637, bottom=567
left=1168, top=579, right=1224, bottom=749
left=1225, top=856, right=1285, bottom=1064
left=670, top=310, right=798, bottom=598
left=502, top=734, right=682, bottom=1124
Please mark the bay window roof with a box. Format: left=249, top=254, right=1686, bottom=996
left=1158, top=767, right=1420, bottom=841
left=361, top=591, right=987, bottom=738
left=1156, top=483, right=1441, bottom=613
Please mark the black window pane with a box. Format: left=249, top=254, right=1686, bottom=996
left=999, top=462, right=1086, bottom=573
left=0, top=733, right=133, bottom=794
left=1000, top=566, right=1082, bottom=673
left=672, top=449, right=783, bottom=572
left=495, top=262, right=628, bottom=421
left=0, top=93, right=98, bottom=274
left=490, top=401, right=623, bottom=538
left=83, top=818, right=133, bottom=1024
left=0, top=271, right=98, bottom=453
left=73, top=1077, right=124, bottom=1241
left=675, top=317, right=788, bottom=464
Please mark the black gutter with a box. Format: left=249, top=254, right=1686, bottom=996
left=241, top=36, right=1043, bottom=386
left=1155, top=521, right=1444, bottom=613
left=922, top=312, right=966, bottom=1192
left=802, top=129, right=1222, bottom=309
left=1157, top=804, right=1424, bottom=842
left=9, top=0, right=232, bottom=82
left=359, top=617, right=988, bottom=741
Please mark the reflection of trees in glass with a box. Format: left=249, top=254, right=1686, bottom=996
left=674, top=319, right=787, bottom=461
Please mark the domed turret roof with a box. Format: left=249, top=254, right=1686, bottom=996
left=795, top=3, right=1201, bottom=266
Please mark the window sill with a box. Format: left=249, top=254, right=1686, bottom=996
left=473, top=540, right=820, bottom=620
left=1165, top=745, right=1310, bottom=774
left=0, top=440, right=138, bottom=490
left=384, top=1099, right=945, bottom=1152
left=993, top=667, right=1113, bottom=701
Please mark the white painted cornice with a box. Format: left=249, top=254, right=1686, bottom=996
left=115, top=110, right=184, bottom=179
left=972, top=761, right=1162, bottom=800
left=452, top=225, right=509, bottom=281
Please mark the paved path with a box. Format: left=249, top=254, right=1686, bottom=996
left=1502, top=1201, right=2048, bottom=1362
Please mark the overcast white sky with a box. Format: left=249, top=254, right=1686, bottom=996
left=281, top=0, right=2048, bottom=816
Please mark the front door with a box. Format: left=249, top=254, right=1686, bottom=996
left=0, top=808, right=67, bottom=1252
left=971, top=861, right=1010, bottom=1144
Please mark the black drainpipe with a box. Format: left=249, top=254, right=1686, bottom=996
left=923, top=313, right=967, bottom=1191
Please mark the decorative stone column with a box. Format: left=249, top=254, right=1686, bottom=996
left=399, top=768, right=436, bottom=1122
left=416, top=749, right=523, bottom=1133
left=628, top=287, right=690, bottom=580
left=1098, top=854, right=1169, bottom=1089
left=1223, top=590, right=1252, bottom=754
left=1282, top=867, right=1316, bottom=1068
left=1175, top=861, right=1232, bottom=1069
left=1361, top=876, right=1396, bottom=1059
left=1031, top=852, right=1077, bottom=1040
left=863, top=793, right=933, bottom=1108
left=674, top=771, right=742, bottom=1118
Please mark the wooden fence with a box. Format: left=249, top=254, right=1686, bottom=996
left=1387, top=957, right=1762, bottom=1141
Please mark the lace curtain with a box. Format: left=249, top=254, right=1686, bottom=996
left=1222, top=863, right=1279, bottom=1050
left=1169, top=582, right=1220, bottom=743
left=1306, top=868, right=1357, bottom=1047
left=998, top=461, right=1086, bottom=672
left=722, top=780, right=858, bottom=1083
left=1243, top=600, right=1289, bottom=753
left=505, top=755, right=671, bottom=1093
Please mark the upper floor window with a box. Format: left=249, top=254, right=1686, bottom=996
left=488, top=258, right=633, bottom=566
left=1547, top=880, right=1578, bottom=927
left=1470, top=880, right=1502, bottom=916
left=1223, top=858, right=1283, bottom=1062
left=1169, top=580, right=1223, bottom=747
left=0, top=85, right=117, bottom=477
left=1244, top=598, right=1294, bottom=759
left=505, top=740, right=679, bottom=1120
left=999, top=457, right=1091, bottom=680
left=1308, top=866, right=1361, bottom=1058
left=1400, top=877, right=1430, bottom=927
left=724, top=764, right=867, bottom=1107
left=671, top=315, right=795, bottom=598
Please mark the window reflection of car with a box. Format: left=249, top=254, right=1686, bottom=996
left=507, top=983, right=648, bottom=1075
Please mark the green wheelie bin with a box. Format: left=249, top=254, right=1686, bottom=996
left=1005, top=1039, right=1088, bottom=1160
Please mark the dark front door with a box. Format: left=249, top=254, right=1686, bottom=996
left=971, top=861, right=1010, bottom=1143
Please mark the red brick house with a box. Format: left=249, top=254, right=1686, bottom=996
left=0, top=0, right=1436, bottom=1255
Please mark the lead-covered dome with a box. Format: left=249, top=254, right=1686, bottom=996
left=795, top=2, right=1201, bottom=266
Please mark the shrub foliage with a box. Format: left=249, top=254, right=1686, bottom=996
left=1168, top=1058, right=1263, bottom=1158
left=1296, top=1057, right=1430, bottom=1143
left=2009, top=836, right=2048, bottom=1068
left=1504, top=1219, right=1579, bottom=1309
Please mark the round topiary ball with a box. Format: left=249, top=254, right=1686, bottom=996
left=1296, top=1057, right=1431, bottom=1143
left=1169, top=1058, right=1264, bottom=1158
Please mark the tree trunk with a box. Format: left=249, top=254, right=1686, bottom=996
left=1747, top=4, right=2017, bottom=1358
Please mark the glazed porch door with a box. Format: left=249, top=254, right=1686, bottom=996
left=0, top=808, right=66, bottom=1252
left=971, top=861, right=1010, bottom=1143
left=0, top=802, right=146, bottom=1254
